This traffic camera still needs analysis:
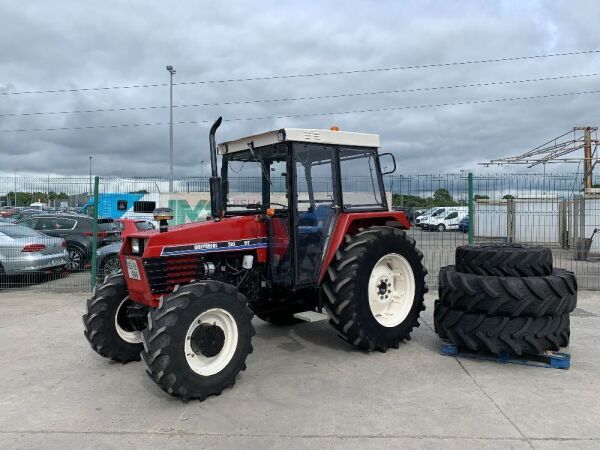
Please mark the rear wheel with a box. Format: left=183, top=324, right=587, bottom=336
left=141, top=281, right=255, bottom=401
left=83, top=272, right=147, bottom=363
left=323, top=226, right=427, bottom=352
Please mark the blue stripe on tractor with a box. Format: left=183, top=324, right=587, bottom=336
left=161, top=244, right=268, bottom=257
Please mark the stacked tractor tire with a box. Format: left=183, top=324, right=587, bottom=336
left=434, top=244, right=577, bottom=356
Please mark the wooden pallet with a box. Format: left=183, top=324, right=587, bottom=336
left=440, top=340, right=570, bottom=370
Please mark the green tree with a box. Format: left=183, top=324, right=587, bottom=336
left=433, top=188, right=455, bottom=205
left=474, top=194, right=489, bottom=201
left=503, top=194, right=515, bottom=200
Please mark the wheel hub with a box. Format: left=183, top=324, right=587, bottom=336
left=184, top=308, right=239, bottom=376
left=114, top=298, right=146, bottom=344
left=376, top=279, right=390, bottom=298
left=190, top=323, right=226, bottom=357
left=368, top=253, right=416, bottom=327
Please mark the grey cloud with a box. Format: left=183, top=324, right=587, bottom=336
left=1, top=0, right=599, bottom=179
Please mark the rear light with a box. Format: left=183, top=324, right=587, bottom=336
left=22, top=244, right=46, bottom=252
left=83, top=231, right=108, bottom=238
left=61, top=241, right=66, bottom=248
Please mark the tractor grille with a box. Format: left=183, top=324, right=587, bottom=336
left=142, top=256, right=206, bottom=294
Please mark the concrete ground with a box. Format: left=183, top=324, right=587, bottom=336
left=0, top=290, right=599, bottom=449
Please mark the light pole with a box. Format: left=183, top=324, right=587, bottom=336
left=89, top=156, right=92, bottom=196
left=166, top=65, right=176, bottom=192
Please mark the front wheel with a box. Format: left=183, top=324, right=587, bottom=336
left=437, top=224, right=446, bottom=232
left=323, top=226, right=427, bottom=352
left=83, top=272, right=147, bottom=363
left=141, top=281, right=255, bottom=401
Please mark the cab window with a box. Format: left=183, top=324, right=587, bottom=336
left=339, top=147, right=385, bottom=210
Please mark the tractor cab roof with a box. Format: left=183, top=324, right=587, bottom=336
left=218, top=128, right=380, bottom=155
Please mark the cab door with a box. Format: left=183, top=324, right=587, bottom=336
left=292, top=144, right=339, bottom=287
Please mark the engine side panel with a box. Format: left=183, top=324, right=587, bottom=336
left=122, top=215, right=267, bottom=306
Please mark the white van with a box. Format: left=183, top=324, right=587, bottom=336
left=29, top=202, right=48, bottom=211
left=424, top=207, right=468, bottom=232
left=415, top=207, right=447, bottom=228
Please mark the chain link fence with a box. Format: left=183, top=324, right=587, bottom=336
left=1, top=173, right=598, bottom=293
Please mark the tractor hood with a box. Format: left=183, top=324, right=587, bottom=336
left=126, top=215, right=267, bottom=259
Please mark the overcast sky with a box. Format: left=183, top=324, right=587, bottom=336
left=1, top=0, right=599, bottom=179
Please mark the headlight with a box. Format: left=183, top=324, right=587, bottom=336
left=131, top=238, right=140, bottom=254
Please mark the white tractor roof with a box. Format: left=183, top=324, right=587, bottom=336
left=218, top=128, right=380, bottom=154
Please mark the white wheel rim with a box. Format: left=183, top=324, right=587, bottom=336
left=114, top=297, right=143, bottom=344
left=368, top=253, right=416, bottom=327
left=184, top=308, right=238, bottom=376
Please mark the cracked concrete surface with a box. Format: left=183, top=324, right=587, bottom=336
left=0, top=290, right=599, bottom=449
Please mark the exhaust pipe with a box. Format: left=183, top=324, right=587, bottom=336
left=209, top=117, right=223, bottom=218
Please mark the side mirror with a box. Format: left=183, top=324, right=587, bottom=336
left=380, top=153, right=396, bottom=175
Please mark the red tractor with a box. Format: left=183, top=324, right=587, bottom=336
left=83, top=118, right=427, bottom=401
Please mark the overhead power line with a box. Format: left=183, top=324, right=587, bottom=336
left=2, top=72, right=598, bottom=118
left=2, top=88, right=600, bottom=133
left=1, top=49, right=599, bottom=96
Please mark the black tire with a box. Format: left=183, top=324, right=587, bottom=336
left=66, top=245, right=85, bottom=272
left=455, top=244, right=552, bottom=277
left=83, top=272, right=146, bottom=363
left=434, top=301, right=570, bottom=355
left=437, top=224, right=446, bottom=232
left=438, top=266, right=577, bottom=317
left=141, top=281, right=255, bottom=401
left=323, top=226, right=427, bottom=352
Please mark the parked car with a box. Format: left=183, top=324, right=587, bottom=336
left=17, top=214, right=115, bottom=271
left=415, top=207, right=447, bottom=228
left=458, top=216, right=469, bottom=233
left=0, top=207, right=17, bottom=218
left=0, top=222, right=67, bottom=277
left=423, top=207, right=468, bottom=231
left=10, top=209, right=48, bottom=222
left=96, top=219, right=156, bottom=280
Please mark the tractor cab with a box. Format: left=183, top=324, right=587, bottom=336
left=218, top=127, right=392, bottom=289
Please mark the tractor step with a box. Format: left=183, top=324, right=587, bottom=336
left=293, top=311, right=329, bottom=323
left=440, top=340, right=571, bottom=370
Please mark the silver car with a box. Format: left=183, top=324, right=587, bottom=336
left=0, top=223, right=68, bottom=275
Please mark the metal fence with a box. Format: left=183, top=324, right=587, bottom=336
left=1, top=173, right=599, bottom=293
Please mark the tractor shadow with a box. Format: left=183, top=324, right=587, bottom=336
left=254, top=314, right=442, bottom=356
left=254, top=319, right=357, bottom=353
